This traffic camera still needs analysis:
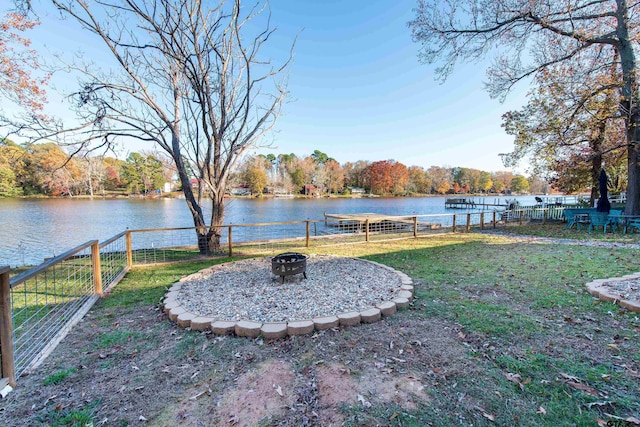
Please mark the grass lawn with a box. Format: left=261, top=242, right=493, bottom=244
left=1, top=227, right=639, bottom=426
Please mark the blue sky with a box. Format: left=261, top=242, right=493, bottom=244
left=251, top=0, right=530, bottom=172
left=21, top=0, right=530, bottom=173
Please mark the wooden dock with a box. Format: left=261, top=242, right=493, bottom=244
left=445, top=198, right=507, bottom=209
left=323, top=213, right=441, bottom=231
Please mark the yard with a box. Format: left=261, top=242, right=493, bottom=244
left=1, top=226, right=639, bottom=426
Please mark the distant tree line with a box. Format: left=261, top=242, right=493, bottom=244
left=232, top=149, right=547, bottom=197
left=1, top=141, right=547, bottom=198
left=0, top=139, right=172, bottom=197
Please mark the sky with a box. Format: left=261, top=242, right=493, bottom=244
left=14, top=0, right=531, bottom=173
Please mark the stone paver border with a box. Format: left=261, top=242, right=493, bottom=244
left=163, top=258, right=414, bottom=338
left=585, top=274, right=640, bottom=313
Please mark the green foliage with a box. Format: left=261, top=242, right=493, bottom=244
left=43, top=367, right=78, bottom=386
left=120, top=152, right=165, bottom=194
left=36, top=400, right=101, bottom=427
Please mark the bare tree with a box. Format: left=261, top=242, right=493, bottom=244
left=409, top=0, right=640, bottom=214
left=29, top=0, right=291, bottom=252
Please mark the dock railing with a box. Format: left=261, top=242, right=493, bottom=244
left=2, top=205, right=570, bottom=390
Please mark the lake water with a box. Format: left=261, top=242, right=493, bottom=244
left=0, top=195, right=540, bottom=267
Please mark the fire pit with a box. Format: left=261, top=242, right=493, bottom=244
left=272, top=252, right=307, bottom=283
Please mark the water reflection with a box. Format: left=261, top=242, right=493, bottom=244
left=0, top=195, right=536, bottom=267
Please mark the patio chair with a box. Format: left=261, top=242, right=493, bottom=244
left=588, top=211, right=611, bottom=233
left=563, top=209, right=579, bottom=229
left=608, top=209, right=623, bottom=232
left=624, top=217, right=640, bottom=233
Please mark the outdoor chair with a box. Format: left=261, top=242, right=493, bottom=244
left=588, top=211, right=611, bottom=233
left=624, top=217, right=640, bottom=234
left=563, top=209, right=579, bottom=229
left=608, top=209, right=624, bottom=232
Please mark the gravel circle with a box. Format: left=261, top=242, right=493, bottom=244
left=600, top=278, right=640, bottom=303
left=175, top=255, right=404, bottom=322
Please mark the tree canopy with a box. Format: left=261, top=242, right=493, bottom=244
left=409, top=0, right=640, bottom=214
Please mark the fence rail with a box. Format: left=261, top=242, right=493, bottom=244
left=1, top=206, right=568, bottom=391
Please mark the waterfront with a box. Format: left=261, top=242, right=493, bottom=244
left=1, top=195, right=542, bottom=267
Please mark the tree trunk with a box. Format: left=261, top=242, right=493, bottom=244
left=590, top=155, right=601, bottom=207
left=616, top=0, right=640, bottom=215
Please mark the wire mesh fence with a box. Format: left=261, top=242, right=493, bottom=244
left=99, top=232, right=129, bottom=291
left=7, top=241, right=100, bottom=380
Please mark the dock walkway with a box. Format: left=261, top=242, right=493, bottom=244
left=323, top=213, right=441, bottom=232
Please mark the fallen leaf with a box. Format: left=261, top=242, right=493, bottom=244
left=607, top=343, right=621, bottom=351
left=537, top=406, right=546, bottom=415
left=274, top=384, right=283, bottom=397
left=505, top=372, right=525, bottom=391
left=139, top=415, right=147, bottom=422
left=566, top=381, right=599, bottom=396
left=482, top=412, right=496, bottom=422
left=560, top=373, right=580, bottom=382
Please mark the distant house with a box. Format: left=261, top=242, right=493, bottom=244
left=230, top=186, right=251, bottom=196
left=303, top=184, right=320, bottom=196
left=349, top=187, right=366, bottom=195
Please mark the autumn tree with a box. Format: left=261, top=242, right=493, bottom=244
left=409, top=0, right=640, bottom=214
left=501, top=52, right=625, bottom=205
left=31, top=0, right=292, bottom=252
left=367, top=160, right=408, bottom=195
left=492, top=171, right=514, bottom=193
left=343, top=160, right=370, bottom=190
left=25, top=143, right=82, bottom=196
left=0, top=11, right=48, bottom=122
left=510, top=175, right=530, bottom=193
left=407, top=165, right=432, bottom=194
left=0, top=139, right=27, bottom=196
left=238, top=155, right=267, bottom=195
left=427, top=165, right=451, bottom=194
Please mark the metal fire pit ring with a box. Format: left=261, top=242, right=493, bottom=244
left=271, top=252, right=307, bottom=283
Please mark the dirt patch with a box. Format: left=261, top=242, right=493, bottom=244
left=217, top=360, right=296, bottom=426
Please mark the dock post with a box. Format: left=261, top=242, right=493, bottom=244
left=480, top=212, right=484, bottom=230
left=228, top=226, right=233, bottom=257
left=493, top=211, right=497, bottom=228
left=365, top=219, right=370, bottom=242
left=543, top=209, right=547, bottom=224
left=466, top=213, right=471, bottom=232
left=305, top=221, right=310, bottom=247
left=519, top=210, right=523, bottom=225
left=452, top=214, right=457, bottom=233
left=413, top=216, right=418, bottom=238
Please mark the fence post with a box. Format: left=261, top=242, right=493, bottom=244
left=0, top=266, right=16, bottom=387
left=480, top=212, right=485, bottom=230
left=126, top=231, right=133, bottom=268
left=305, top=221, right=310, bottom=247
left=91, top=241, right=103, bottom=296
left=452, top=214, right=457, bottom=233
left=413, top=216, right=418, bottom=238
left=365, top=219, right=370, bottom=242
left=228, top=226, right=233, bottom=257
left=466, top=213, right=471, bottom=232
left=493, top=211, right=497, bottom=229
left=519, top=210, right=523, bottom=226
left=543, top=208, right=547, bottom=224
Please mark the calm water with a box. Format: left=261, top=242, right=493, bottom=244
left=0, top=195, right=538, bottom=267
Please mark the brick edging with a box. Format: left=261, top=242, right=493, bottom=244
left=585, top=274, right=640, bottom=313
left=163, top=258, right=414, bottom=338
